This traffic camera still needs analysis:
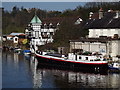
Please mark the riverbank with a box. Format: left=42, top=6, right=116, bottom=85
left=2, top=40, right=29, bottom=51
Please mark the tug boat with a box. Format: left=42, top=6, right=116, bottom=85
left=35, top=51, right=109, bottom=72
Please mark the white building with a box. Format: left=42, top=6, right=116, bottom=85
left=87, top=9, right=120, bottom=38
left=25, top=15, right=59, bottom=53
left=70, top=38, right=120, bottom=59
left=70, top=9, right=120, bottom=61
left=89, top=29, right=120, bottom=38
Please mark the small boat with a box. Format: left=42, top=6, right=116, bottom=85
left=109, top=62, right=120, bottom=71
left=35, top=51, right=109, bottom=73
left=23, top=50, right=31, bottom=55
left=14, top=47, right=21, bottom=53
left=9, top=46, right=14, bottom=50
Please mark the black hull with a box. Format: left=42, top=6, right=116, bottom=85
left=36, top=55, right=109, bottom=73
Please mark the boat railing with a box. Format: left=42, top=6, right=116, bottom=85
left=94, top=59, right=101, bottom=61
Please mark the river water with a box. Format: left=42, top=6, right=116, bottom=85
left=2, top=51, right=120, bottom=89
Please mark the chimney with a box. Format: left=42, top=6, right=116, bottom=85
left=114, top=10, right=120, bottom=18
left=99, top=8, right=103, bottom=19
left=89, top=12, right=93, bottom=19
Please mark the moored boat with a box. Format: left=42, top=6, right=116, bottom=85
left=23, top=50, right=31, bottom=55
left=108, top=62, right=120, bottom=72
left=14, top=47, right=21, bottom=53
left=35, top=51, right=109, bottom=73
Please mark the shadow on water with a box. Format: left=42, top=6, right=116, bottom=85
left=37, top=62, right=108, bottom=75
left=34, top=57, right=120, bottom=88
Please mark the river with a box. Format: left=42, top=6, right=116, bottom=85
left=2, top=51, right=120, bottom=89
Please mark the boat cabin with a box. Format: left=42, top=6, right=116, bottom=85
left=68, top=53, right=103, bottom=61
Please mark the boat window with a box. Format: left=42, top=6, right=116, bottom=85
left=95, top=59, right=100, bottom=61
left=79, top=56, right=81, bottom=59
left=86, top=57, right=88, bottom=60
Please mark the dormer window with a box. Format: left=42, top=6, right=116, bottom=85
left=44, top=23, right=47, bottom=29
left=49, top=23, right=53, bottom=28
left=75, top=18, right=83, bottom=25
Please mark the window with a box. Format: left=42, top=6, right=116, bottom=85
left=35, top=31, right=39, bottom=38
left=50, top=32, right=53, bottom=35
left=15, top=38, right=17, bottom=41
left=86, top=57, right=88, bottom=60
left=79, top=56, right=81, bottom=59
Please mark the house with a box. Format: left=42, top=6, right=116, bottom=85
left=70, top=9, right=120, bottom=61
left=70, top=37, right=120, bottom=60
left=25, top=15, right=60, bottom=53
left=85, top=9, right=120, bottom=38
left=6, top=33, right=26, bottom=44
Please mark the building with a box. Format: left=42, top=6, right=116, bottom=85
left=25, top=15, right=60, bottom=53
left=70, top=38, right=120, bottom=60
left=3, top=33, right=26, bottom=45
left=70, top=9, right=120, bottom=61
left=86, top=9, right=120, bottom=38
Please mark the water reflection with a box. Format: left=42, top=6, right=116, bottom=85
left=2, top=51, right=33, bottom=88
left=2, top=51, right=120, bottom=88
left=31, top=56, right=120, bottom=88
left=13, top=53, right=19, bottom=68
left=30, top=56, right=42, bottom=88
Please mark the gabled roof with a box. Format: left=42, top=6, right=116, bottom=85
left=7, top=35, right=14, bottom=37
left=42, top=17, right=63, bottom=25
left=84, top=11, right=120, bottom=29
left=30, top=15, right=42, bottom=24
left=42, top=16, right=81, bottom=25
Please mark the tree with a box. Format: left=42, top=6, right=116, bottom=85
left=11, top=6, right=19, bottom=17
left=53, top=17, right=88, bottom=47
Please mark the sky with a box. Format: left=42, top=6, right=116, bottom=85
left=2, top=2, right=86, bottom=12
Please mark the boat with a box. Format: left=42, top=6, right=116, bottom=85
left=23, top=50, right=31, bottom=55
left=35, top=51, right=109, bottom=73
left=109, top=62, right=120, bottom=71
left=14, top=47, right=21, bottom=53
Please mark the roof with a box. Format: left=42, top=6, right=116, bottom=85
left=42, top=17, right=63, bottom=25
left=70, top=37, right=120, bottom=43
left=84, top=11, right=120, bottom=29
left=7, top=35, right=14, bottom=37
left=30, top=15, right=42, bottom=24
left=91, top=12, right=99, bottom=19
left=19, top=34, right=26, bottom=36
left=10, top=33, right=25, bottom=36
left=39, top=16, right=81, bottom=29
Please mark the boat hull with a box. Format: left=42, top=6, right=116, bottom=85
left=36, top=54, right=108, bottom=73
